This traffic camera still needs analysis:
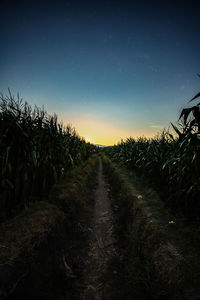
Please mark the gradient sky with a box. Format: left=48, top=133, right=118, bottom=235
left=1, top=0, right=200, bottom=145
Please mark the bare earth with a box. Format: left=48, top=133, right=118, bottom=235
left=81, top=157, right=116, bottom=300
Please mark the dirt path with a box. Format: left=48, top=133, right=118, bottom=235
left=81, top=157, right=116, bottom=300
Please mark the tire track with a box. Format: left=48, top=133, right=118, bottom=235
left=81, top=157, right=116, bottom=299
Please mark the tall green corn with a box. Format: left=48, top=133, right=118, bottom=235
left=0, top=91, right=96, bottom=221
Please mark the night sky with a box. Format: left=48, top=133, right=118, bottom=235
left=1, top=0, right=200, bottom=145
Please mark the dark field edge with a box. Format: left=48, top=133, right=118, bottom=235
left=102, top=155, right=200, bottom=300
left=0, top=154, right=99, bottom=300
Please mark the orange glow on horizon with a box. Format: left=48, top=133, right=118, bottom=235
left=63, top=117, right=164, bottom=146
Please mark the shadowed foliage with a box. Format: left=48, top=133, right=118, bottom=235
left=0, top=90, right=96, bottom=221
left=105, top=80, right=200, bottom=216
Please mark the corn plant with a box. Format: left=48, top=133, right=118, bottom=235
left=0, top=90, right=96, bottom=221
left=105, top=81, right=200, bottom=216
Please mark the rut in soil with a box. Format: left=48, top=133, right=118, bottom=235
left=81, top=157, right=116, bottom=300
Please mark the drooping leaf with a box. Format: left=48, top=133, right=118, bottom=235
left=68, top=154, right=74, bottom=166
left=178, top=107, right=194, bottom=124
left=193, top=106, right=200, bottom=123
left=192, top=152, right=197, bottom=163
left=189, top=92, right=200, bottom=102
left=171, top=122, right=182, bottom=137
left=32, top=150, right=37, bottom=167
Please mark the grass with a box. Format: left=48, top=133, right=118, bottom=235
left=0, top=201, right=65, bottom=266
left=102, top=155, right=200, bottom=299
left=0, top=154, right=99, bottom=299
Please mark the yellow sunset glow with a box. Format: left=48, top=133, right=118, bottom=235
left=64, top=117, right=162, bottom=146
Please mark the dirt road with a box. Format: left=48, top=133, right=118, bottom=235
left=81, top=157, right=116, bottom=299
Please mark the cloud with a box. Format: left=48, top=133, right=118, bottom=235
left=150, top=125, right=163, bottom=128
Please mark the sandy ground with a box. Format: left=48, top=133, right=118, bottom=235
left=81, top=157, right=116, bottom=300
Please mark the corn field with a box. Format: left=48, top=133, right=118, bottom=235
left=105, top=88, right=200, bottom=216
left=0, top=91, right=96, bottom=221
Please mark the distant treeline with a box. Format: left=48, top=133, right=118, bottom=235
left=105, top=87, right=200, bottom=217
left=0, top=91, right=96, bottom=221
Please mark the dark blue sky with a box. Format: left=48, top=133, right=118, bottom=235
left=1, top=0, right=200, bottom=145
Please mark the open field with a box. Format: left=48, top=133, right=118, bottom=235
left=0, top=92, right=200, bottom=299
